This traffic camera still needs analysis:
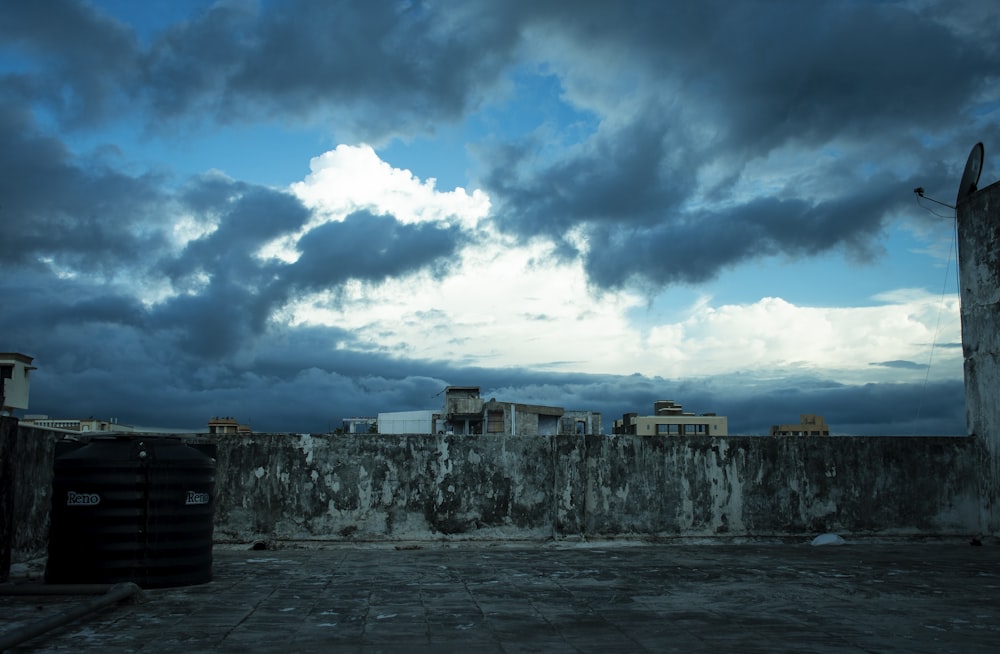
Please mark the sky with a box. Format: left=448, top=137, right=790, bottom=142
left=2, top=0, right=998, bottom=435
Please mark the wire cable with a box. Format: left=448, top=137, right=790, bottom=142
left=915, top=212, right=959, bottom=424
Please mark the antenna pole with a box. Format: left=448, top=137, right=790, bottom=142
left=913, top=188, right=955, bottom=210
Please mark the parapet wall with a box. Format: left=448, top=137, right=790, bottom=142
left=212, top=432, right=983, bottom=544
left=5, top=426, right=985, bottom=565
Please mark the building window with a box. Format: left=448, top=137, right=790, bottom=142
left=487, top=410, right=504, bottom=433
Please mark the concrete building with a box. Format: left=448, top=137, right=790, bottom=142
left=0, top=353, right=35, bottom=416
left=559, top=410, right=603, bottom=436
left=480, top=397, right=564, bottom=436
left=208, top=416, right=252, bottom=435
left=614, top=400, right=728, bottom=436
left=770, top=414, right=830, bottom=437
left=377, top=386, right=599, bottom=436
left=442, top=386, right=571, bottom=436
left=19, top=415, right=135, bottom=433
left=441, top=386, right=486, bottom=434
left=341, top=417, right=377, bottom=434
left=957, top=154, right=1000, bottom=534
left=376, top=410, right=440, bottom=435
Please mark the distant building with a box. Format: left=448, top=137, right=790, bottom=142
left=208, top=416, right=252, bottom=435
left=560, top=410, right=603, bottom=436
left=770, top=414, right=830, bottom=437
left=441, top=386, right=486, bottom=434
left=375, top=386, right=601, bottom=436
left=377, top=410, right=441, bottom=435
left=1, top=352, right=36, bottom=415
left=342, top=417, right=377, bottom=434
left=20, top=415, right=135, bottom=433
left=614, top=400, right=728, bottom=436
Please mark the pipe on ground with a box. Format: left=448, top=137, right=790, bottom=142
left=0, top=582, right=143, bottom=651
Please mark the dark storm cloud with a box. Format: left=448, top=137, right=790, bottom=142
left=515, top=0, right=990, bottom=148
left=136, top=0, right=520, bottom=140
left=583, top=177, right=904, bottom=288
left=0, top=0, right=139, bottom=127
left=150, top=196, right=466, bottom=358
left=478, top=0, right=1000, bottom=289
left=15, top=309, right=966, bottom=433
left=222, top=1, right=518, bottom=135
left=481, top=113, right=693, bottom=240
left=178, top=175, right=311, bottom=245
left=1, top=0, right=519, bottom=138
left=0, top=105, right=169, bottom=270
left=0, top=0, right=982, bottom=435
left=139, top=2, right=257, bottom=120
left=290, top=211, right=464, bottom=290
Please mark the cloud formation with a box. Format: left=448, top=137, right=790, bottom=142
left=0, top=0, right=992, bottom=434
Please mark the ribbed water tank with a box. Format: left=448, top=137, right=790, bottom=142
left=46, top=435, right=216, bottom=588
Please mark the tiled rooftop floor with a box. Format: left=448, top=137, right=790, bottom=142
left=2, top=540, right=999, bottom=653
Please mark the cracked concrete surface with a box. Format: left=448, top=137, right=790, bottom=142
left=2, top=540, right=999, bottom=653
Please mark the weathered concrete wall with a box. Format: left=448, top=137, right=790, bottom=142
left=2, top=422, right=60, bottom=565
left=569, top=435, right=982, bottom=538
left=958, top=179, right=1000, bottom=535
left=212, top=433, right=556, bottom=543
left=213, top=432, right=983, bottom=543
left=9, top=427, right=985, bottom=561
left=0, top=416, right=15, bottom=579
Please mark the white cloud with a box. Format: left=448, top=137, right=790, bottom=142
left=280, top=145, right=963, bottom=387
left=292, top=144, right=489, bottom=229
left=259, top=144, right=491, bottom=263
left=288, top=233, right=645, bottom=370
left=644, top=291, right=962, bottom=382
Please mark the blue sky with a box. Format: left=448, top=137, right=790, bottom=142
left=2, top=0, right=998, bottom=434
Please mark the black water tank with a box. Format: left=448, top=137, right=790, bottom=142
left=46, top=435, right=216, bottom=588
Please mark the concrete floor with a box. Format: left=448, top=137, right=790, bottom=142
left=2, top=540, right=999, bottom=653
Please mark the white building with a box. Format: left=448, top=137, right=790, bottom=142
left=20, top=415, right=135, bottom=433
left=377, top=410, right=441, bottom=435
left=1, top=352, right=35, bottom=415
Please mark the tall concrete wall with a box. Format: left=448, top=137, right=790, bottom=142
left=571, top=435, right=980, bottom=537
left=0, top=417, right=15, bottom=579
left=211, top=432, right=982, bottom=543
left=2, top=421, right=60, bottom=569
left=9, top=428, right=984, bottom=563
left=212, top=433, right=556, bottom=543
left=958, top=178, right=1000, bottom=535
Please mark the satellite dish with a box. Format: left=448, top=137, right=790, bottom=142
left=957, top=142, right=984, bottom=206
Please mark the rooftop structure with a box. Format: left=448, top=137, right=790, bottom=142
left=342, top=417, right=377, bottom=434
left=376, top=385, right=599, bottom=436
left=770, top=414, right=831, bottom=437
left=19, top=415, right=135, bottom=433
left=0, top=352, right=35, bottom=415
left=614, top=400, right=728, bottom=436
left=207, top=417, right=252, bottom=435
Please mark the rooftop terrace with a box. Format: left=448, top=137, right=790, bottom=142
left=2, top=540, right=998, bottom=653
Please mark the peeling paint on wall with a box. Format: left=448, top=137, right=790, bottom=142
left=207, top=432, right=982, bottom=544
left=7, top=426, right=986, bottom=561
